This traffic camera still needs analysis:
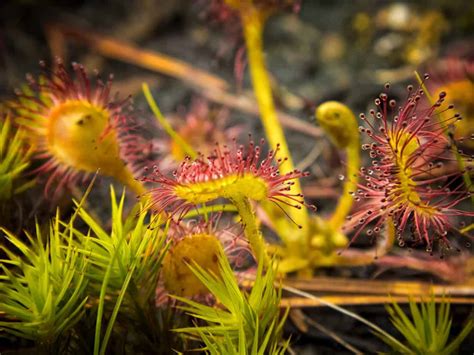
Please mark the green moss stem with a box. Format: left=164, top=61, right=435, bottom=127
left=329, top=144, right=360, bottom=230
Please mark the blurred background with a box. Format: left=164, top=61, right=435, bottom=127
left=0, top=1, right=472, bottom=353
left=1, top=0, right=473, bottom=176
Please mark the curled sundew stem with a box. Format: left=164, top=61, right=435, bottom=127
left=315, top=101, right=360, bottom=243
left=239, top=7, right=309, bottom=257
left=414, top=71, right=473, bottom=203
left=232, top=196, right=270, bottom=266
left=329, top=142, right=360, bottom=230
left=142, top=83, right=197, bottom=159
left=313, top=101, right=360, bottom=251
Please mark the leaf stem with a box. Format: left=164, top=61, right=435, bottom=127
left=116, top=166, right=147, bottom=196
left=232, top=196, right=269, bottom=267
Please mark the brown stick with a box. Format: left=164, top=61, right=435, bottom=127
left=302, top=184, right=339, bottom=198
left=282, top=277, right=474, bottom=296
left=45, top=23, right=229, bottom=91
left=281, top=295, right=474, bottom=308
left=44, top=23, right=322, bottom=138
left=202, top=87, right=322, bottom=137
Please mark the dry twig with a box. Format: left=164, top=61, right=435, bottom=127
left=44, top=23, right=322, bottom=138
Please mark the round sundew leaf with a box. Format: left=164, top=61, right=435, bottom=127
left=162, top=233, right=222, bottom=297
left=47, top=100, right=125, bottom=176
left=10, top=60, right=147, bottom=195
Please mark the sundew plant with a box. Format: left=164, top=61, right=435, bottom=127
left=0, top=1, right=473, bottom=354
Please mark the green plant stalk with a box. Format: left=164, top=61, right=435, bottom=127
left=240, top=8, right=309, bottom=259
left=99, top=234, right=150, bottom=355
left=126, top=279, right=161, bottom=347
left=460, top=223, right=474, bottom=234
left=143, top=83, right=197, bottom=159
left=232, top=196, right=269, bottom=267
left=123, top=225, right=170, bottom=348
left=93, top=233, right=126, bottom=355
